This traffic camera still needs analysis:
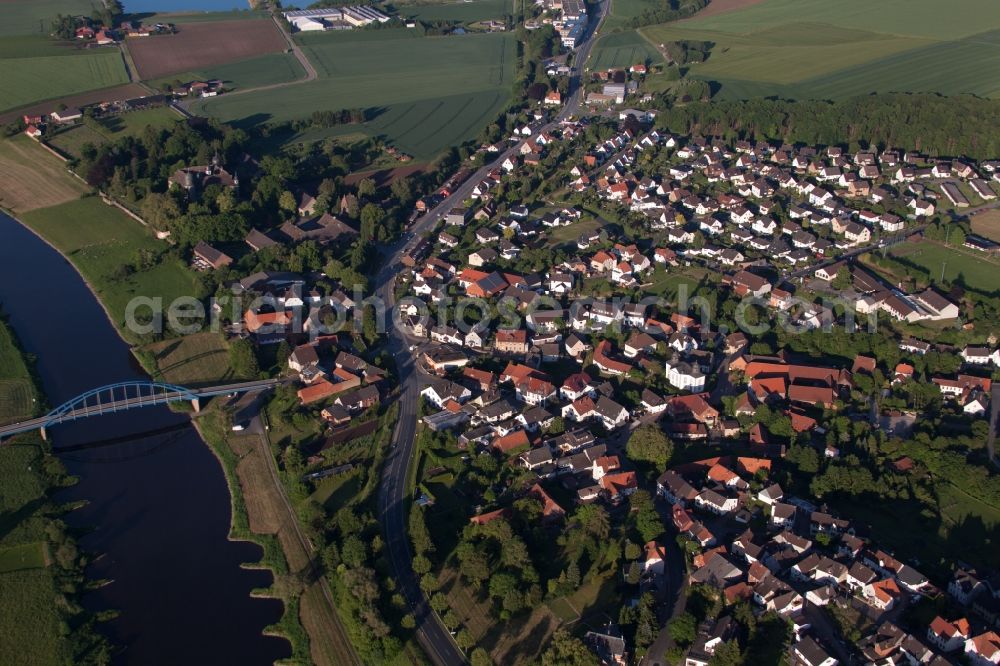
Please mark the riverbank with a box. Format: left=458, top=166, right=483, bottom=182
left=0, top=315, right=112, bottom=664
left=193, top=412, right=312, bottom=663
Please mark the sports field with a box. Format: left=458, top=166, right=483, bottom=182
left=401, top=0, right=510, bottom=22
left=127, top=19, right=287, bottom=80
left=589, top=30, right=663, bottom=70
left=889, top=240, right=999, bottom=292
left=0, top=49, right=129, bottom=113
left=641, top=0, right=1000, bottom=100
left=193, top=30, right=515, bottom=159
left=0, top=136, right=89, bottom=214
left=0, top=0, right=99, bottom=36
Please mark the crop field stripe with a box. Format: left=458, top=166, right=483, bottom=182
left=411, top=95, right=480, bottom=155
left=391, top=100, right=446, bottom=143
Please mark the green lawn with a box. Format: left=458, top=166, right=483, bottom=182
left=400, top=0, right=511, bottom=22
left=20, top=197, right=202, bottom=342
left=0, top=0, right=100, bottom=36
left=888, top=240, right=999, bottom=292
left=640, top=0, right=1000, bottom=100
left=98, top=106, right=183, bottom=136
left=643, top=267, right=714, bottom=299
left=1, top=50, right=130, bottom=113
left=46, top=123, right=108, bottom=158
left=588, top=30, right=663, bottom=71
left=193, top=31, right=515, bottom=159
left=0, top=542, right=46, bottom=574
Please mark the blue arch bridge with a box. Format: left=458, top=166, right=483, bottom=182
left=0, top=379, right=284, bottom=442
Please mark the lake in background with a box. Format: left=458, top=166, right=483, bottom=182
left=127, top=0, right=253, bottom=13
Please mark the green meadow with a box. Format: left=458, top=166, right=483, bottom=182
left=20, top=197, right=202, bottom=342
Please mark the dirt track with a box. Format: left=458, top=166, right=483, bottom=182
left=128, top=19, right=286, bottom=80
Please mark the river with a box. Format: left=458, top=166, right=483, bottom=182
left=0, top=213, right=291, bottom=664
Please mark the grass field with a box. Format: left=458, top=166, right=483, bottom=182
left=588, top=30, right=663, bottom=70
left=0, top=136, right=89, bottom=214
left=46, top=123, right=108, bottom=158
left=0, top=318, right=38, bottom=425
left=604, top=0, right=661, bottom=30
left=0, top=0, right=99, bottom=36
left=889, top=240, right=999, bottom=292
left=194, top=31, right=515, bottom=159
left=99, top=105, right=183, bottom=136
left=142, top=332, right=237, bottom=386
left=19, top=197, right=202, bottom=341
left=641, top=0, right=1000, bottom=100
left=971, top=209, right=1000, bottom=242
left=152, top=52, right=306, bottom=92
left=400, top=0, right=511, bottom=22
left=1, top=49, right=130, bottom=113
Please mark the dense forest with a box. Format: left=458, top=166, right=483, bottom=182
left=655, top=93, right=1000, bottom=160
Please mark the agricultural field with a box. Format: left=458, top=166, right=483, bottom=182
left=19, top=197, right=202, bottom=341
left=0, top=135, right=89, bottom=214
left=0, top=0, right=99, bottom=37
left=0, top=442, right=67, bottom=666
left=0, top=316, right=65, bottom=662
left=127, top=19, right=287, bottom=80
left=588, top=30, right=663, bottom=71
left=152, top=53, right=306, bottom=92
left=641, top=0, right=1000, bottom=100
left=971, top=209, right=1000, bottom=242
left=0, top=318, right=37, bottom=425
left=400, top=0, right=511, bottom=22
left=194, top=31, right=515, bottom=159
left=889, top=239, right=1000, bottom=292
left=0, top=49, right=130, bottom=113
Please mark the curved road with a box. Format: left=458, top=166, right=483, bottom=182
left=375, top=3, right=610, bottom=664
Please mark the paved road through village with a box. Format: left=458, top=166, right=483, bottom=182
left=375, top=3, right=610, bottom=664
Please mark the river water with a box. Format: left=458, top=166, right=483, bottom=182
left=0, top=213, right=291, bottom=664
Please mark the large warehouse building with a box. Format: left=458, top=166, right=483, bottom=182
left=284, top=6, right=391, bottom=31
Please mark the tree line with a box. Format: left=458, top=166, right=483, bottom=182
left=654, top=93, right=1000, bottom=160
